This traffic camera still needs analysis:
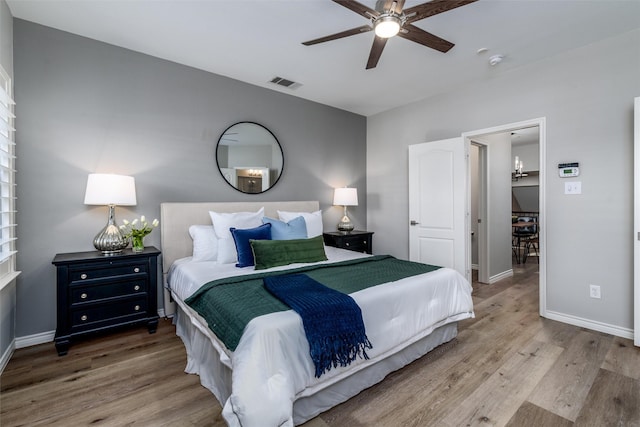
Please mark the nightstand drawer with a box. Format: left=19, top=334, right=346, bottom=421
left=340, top=236, right=369, bottom=252
left=70, top=296, right=148, bottom=332
left=69, top=262, right=147, bottom=282
left=323, top=231, right=374, bottom=254
left=70, top=280, right=147, bottom=304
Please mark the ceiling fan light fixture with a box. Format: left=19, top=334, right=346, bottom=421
left=374, top=15, right=401, bottom=38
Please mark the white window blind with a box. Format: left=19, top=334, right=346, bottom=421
left=0, top=65, right=19, bottom=289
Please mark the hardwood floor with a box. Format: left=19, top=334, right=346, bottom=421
left=2, top=261, right=639, bottom=426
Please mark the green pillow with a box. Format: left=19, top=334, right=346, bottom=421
left=251, top=235, right=327, bottom=270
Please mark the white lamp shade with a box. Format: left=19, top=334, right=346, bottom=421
left=84, top=174, right=137, bottom=206
left=333, top=187, right=358, bottom=206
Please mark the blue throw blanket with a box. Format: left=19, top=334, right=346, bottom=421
left=263, top=274, right=373, bottom=378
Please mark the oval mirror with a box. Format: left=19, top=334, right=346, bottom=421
left=216, top=122, right=284, bottom=194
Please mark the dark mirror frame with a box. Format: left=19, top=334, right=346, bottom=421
left=215, top=122, right=284, bottom=194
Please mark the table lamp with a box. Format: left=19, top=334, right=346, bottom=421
left=84, top=174, right=137, bottom=254
left=333, top=187, right=358, bottom=232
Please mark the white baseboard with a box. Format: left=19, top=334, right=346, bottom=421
left=0, top=339, right=15, bottom=375
left=489, top=269, right=513, bottom=284
left=544, top=310, right=634, bottom=340
left=13, top=309, right=170, bottom=351
left=15, top=330, right=55, bottom=349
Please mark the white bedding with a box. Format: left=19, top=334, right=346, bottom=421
left=168, top=246, right=474, bottom=427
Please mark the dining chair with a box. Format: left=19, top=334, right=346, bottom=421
left=513, top=216, right=537, bottom=263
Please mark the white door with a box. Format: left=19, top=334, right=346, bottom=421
left=409, top=138, right=469, bottom=281
left=634, top=96, right=639, bottom=347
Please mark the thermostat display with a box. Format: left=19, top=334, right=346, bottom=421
left=558, top=162, right=579, bottom=178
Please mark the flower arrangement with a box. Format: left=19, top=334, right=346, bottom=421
left=120, top=215, right=159, bottom=252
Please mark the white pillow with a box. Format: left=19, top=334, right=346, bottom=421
left=210, top=207, right=264, bottom=264
left=277, top=210, right=323, bottom=238
left=188, top=225, right=218, bottom=262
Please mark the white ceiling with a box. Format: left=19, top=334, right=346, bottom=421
left=7, top=0, right=640, bottom=116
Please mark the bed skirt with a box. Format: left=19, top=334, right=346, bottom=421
left=172, top=292, right=458, bottom=425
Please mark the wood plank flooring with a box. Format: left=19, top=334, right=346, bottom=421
left=2, top=261, right=639, bottom=426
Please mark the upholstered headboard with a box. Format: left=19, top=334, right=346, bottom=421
left=160, top=200, right=319, bottom=275
left=159, top=201, right=320, bottom=316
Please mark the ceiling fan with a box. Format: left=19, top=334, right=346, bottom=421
left=302, top=0, right=478, bottom=69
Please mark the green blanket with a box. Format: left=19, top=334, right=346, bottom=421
left=185, top=255, right=440, bottom=351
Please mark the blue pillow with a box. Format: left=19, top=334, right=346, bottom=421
left=262, top=216, right=307, bottom=240
left=230, top=223, right=272, bottom=268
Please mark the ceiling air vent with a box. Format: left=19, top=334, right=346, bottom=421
left=269, top=76, right=302, bottom=90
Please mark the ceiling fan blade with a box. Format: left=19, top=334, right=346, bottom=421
left=366, top=36, right=388, bottom=69
left=333, top=0, right=379, bottom=19
left=404, top=0, right=478, bottom=24
left=397, top=24, right=454, bottom=53
left=302, top=25, right=372, bottom=46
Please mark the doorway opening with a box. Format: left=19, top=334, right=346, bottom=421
left=463, top=118, right=546, bottom=316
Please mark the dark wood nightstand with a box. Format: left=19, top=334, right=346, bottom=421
left=52, top=246, right=161, bottom=356
left=323, top=231, right=374, bottom=254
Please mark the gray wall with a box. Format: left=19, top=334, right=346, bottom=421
left=512, top=142, right=541, bottom=213
left=0, top=0, right=14, bottom=362
left=513, top=187, right=539, bottom=212
left=368, top=29, right=640, bottom=331
left=473, top=132, right=513, bottom=280
left=13, top=20, right=366, bottom=338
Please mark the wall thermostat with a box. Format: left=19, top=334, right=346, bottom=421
left=558, top=162, right=580, bottom=177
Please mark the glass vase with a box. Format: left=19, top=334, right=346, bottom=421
left=131, top=235, right=145, bottom=253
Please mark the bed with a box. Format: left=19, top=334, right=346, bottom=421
left=160, top=201, right=474, bottom=427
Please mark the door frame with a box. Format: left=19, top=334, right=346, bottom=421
left=462, top=117, right=547, bottom=317
left=634, top=96, right=639, bottom=346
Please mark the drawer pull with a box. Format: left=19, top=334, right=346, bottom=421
left=134, top=305, right=141, bottom=311
left=80, top=273, right=88, bottom=280
left=134, top=285, right=140, bottom=291
left=364, top=240, right=367, bottom=244
left=134, top=267, right=140, bottom=273
left=345, top=242, right=350, bottom=246
left=80, top=315, right=88, bottom=321
left=80, top=293, right=88, bottom=299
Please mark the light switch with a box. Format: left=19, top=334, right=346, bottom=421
left=565, top=181, right=581, bottom=195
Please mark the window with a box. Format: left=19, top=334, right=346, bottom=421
left=0, top=65, right=18, bottom=289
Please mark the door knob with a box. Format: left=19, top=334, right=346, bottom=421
left=410, top=220, right=419, bottom=226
